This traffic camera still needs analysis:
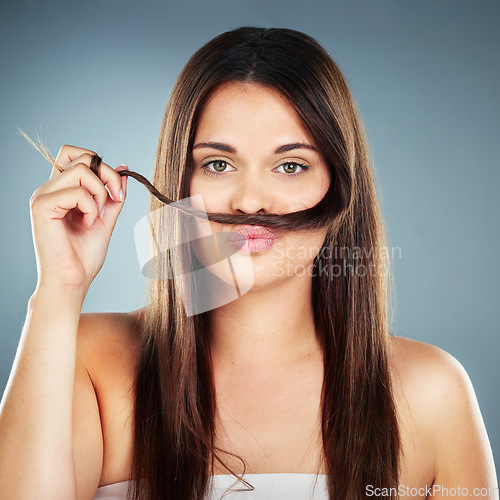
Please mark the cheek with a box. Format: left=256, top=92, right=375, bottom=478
left=187, top=177, right=226, bottom=247
left=285, top=232, right=328, bottom=259
left=312, top=169, right=331, bottom=201
left=270, top=230, right=328, bottom=276
left=188, top=176, right=199, bottom=199
left=188, top=177, right=226, bottom=211
left=188, top=177, right=215, bottom=215
left=288, top=171, right=331, bottom=210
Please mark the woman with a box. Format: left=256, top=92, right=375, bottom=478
left=0, top=27, right=497, bottom=500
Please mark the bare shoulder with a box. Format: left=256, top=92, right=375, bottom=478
left=388, top=334, right=470, bottom=402
left=76, top=306, right=145, bottom=347
left=76, top=306, right=145, bottom=378
left=388, top=335, right=498, bottom=493
left=388, top=334, right=480, bottom=433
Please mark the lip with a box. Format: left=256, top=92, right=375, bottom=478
left=226, top=225, right=278, bottom=253
left=228, top=225, right=277, bottom=241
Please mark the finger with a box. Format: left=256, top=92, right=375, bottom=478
left=48, top=151, right=122, bottom=206
left=40, top=161, right=110, bottom=217
left=88, top=155, right=124, bottom=204
left=50, top=147, right=124, bottom=206
left=31, top=185, right=99, bottom=231
left=99, top=164, right=128, bottom=233
left=61, top=152, right=123, bottom=204
left=50, top=144, right=96, bottom=180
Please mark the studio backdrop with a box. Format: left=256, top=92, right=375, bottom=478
left=1, top=0, right=498, bottom=480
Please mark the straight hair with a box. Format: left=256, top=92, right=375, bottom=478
left=130, top=26, right=401, bottom=500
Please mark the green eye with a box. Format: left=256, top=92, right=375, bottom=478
left=282, top=162, right=299, bottom=174
left=276, top=162, right=310, bottom=176
left=201, top=159, right=310, bottom=178
left=212, top=160, right=228, bottom=172
left=201, top=160, right=235, bottom=177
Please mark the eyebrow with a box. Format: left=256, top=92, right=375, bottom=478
left=192, top=141, right=318, bottom=154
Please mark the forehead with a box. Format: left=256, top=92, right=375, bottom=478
left=194, top=82, right=315, bottom=145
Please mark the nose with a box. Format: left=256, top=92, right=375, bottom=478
left=229, top=172, right=272, bottom=215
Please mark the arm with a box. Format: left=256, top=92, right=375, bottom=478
left=0, top=291, right=105, bottom=500
left=0, top=145, right=127, bottom=499
left=0, top=287, right=84, bottom=499
left=0, top=289, right=102, bottom=500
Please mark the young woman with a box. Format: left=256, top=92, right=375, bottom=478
left=0, top=27, right=497, bottom=500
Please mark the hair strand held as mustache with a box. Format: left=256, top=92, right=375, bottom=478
left=20, top=128, right=347, bottom=232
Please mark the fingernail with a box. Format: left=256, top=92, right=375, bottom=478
left=118, top=164, right=129, bottom=170
left=119, top=188, right=125, bottom=202
left=90, top=221, right=95, bottom=230
left=100, top=205, right=106, bottom=218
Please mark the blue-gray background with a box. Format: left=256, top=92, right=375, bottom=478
left=1, top=0, right=498, bottom=480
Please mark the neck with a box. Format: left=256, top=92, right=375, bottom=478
left=208, top=273, right=322, bottom=370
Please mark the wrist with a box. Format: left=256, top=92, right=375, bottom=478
left=30, top=283, right=88, bottom=312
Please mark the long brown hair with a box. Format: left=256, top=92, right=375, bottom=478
left=130, top=26, right=400, bottom=499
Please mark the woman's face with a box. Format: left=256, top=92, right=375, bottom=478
left=189, top=82, right=331, bottom=291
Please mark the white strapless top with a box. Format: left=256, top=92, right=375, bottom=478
left=93, top=473, right=328, bottom=499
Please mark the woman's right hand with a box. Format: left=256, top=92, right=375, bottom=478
left=29, top=144, right=128, bottom=295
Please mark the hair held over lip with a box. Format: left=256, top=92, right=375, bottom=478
left=19, top=128, right=350, bottom=234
